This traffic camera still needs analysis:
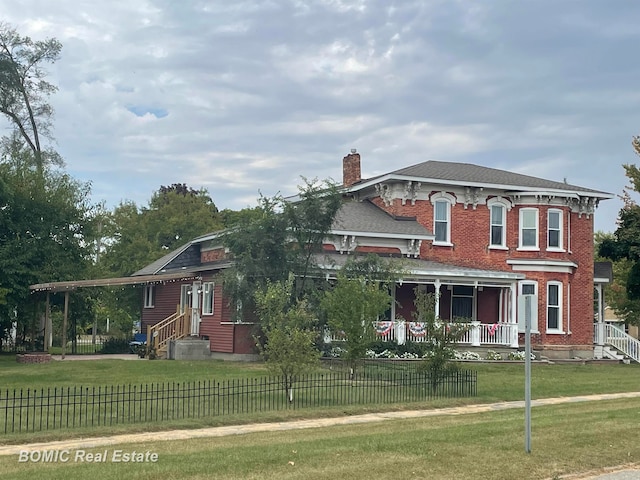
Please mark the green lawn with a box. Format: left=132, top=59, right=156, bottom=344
left=1, top=398, right=638, bottom=480
left=0, top=354, right=269, bottom=389
left=2, top=354, right=639, bottom=446
left=2, top=355, right=639, bottom=401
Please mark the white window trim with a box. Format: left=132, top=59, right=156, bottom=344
left=546, top=281, right=564, bottom=334
left=450, top=285, right=476, bottom=321
left=143, top=285, right=155, bottom=309
left=430, top=192, right=456, bottom=246
left=518, top=208, right=539, bottom=251
left=517, top=281, right=538, bottom=333
left=546, top=209, right=565, bottom=252
left=487, top=197, right=511, bottom=249
left=202, top=281, right=215, bottom=315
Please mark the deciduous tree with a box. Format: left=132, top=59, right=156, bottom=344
left=254, top=276, right=319, bottom=402
left=0, top=23, right=62, bottom=175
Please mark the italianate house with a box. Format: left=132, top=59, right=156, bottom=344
left=129, top=150, right=623, bottom=361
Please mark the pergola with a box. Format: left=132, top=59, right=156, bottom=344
left=29, top=271, right=200, bottom=357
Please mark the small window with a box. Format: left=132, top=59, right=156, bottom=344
left=548, top=210, right=562, bottom=250
left=143, top=285, right=155, bottom=308
left=202, top=282, right=214, bottom=315
left=518, top=281, right=538, bottom=332
left=519, top=208, right=539, bottom=249
left=547, top=282, right=562, bottom=332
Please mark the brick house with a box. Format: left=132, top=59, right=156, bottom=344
left=134, top=150, right=614, bottom=360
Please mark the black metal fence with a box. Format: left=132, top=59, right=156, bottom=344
left=1, top=337, right=132, bottom=355
left=1, top=369, right=476, bottom=433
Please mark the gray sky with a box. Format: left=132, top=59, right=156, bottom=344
left=2, top=1, right=639, bottom=233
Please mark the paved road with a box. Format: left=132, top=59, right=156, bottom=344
left=1, top=391, right=639, bottom=479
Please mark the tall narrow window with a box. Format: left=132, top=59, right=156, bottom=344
left=451, top=286, right=474, bottom=320
left=517, top=281, right=538, bottom=333
left=547, top=282, right=562, bottom=332
left=490, top=204, right=505, bottom=247
left=202, top=282, right=214, bottom=315
left=547, top=210, right=562, bottom=250
left=143, top=285, right=155, bottom=308
left=434, top=200, right=450, bottom=243
left=519, top=208, right=539, bottom=249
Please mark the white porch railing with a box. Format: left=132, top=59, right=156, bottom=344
left=326, top=321, right=519, bottom=347
left=594, top=322, right=640, bottom=363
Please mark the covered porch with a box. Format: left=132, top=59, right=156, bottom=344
left=321, top=254, right=525, bottom=348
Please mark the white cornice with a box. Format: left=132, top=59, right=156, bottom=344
left=346, top=174, right=614, bottom=200
left=506, top=259, right=578, bottom=273
left=329, top=229, right=434, bottom=241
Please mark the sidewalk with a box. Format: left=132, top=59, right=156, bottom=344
left=2, top=391, right=639, bottom=478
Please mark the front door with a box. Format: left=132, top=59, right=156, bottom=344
left=190, top=281, right=201, bottom=336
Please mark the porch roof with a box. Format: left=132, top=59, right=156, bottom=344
left=29, top=271, right=202, bottom=292
left=315, top=253, right=525, bottom=284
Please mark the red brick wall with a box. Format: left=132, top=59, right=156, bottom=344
left=370, top=195, right=595, bottom=348
left=343, top=152, right=361, bottom=187
left=201, top=248, right=226, bottom=263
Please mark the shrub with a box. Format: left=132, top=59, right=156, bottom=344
left=485, top=350, right=502, bottom=360
left=508, top=351, right=536, bottom=361
left=455, top=351, right=481, bottom=360
left=101, top=337, right=131, bottom=354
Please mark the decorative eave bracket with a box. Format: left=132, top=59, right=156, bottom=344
left=407, top=239, right=422, bottom=258
left=339, top=235, right=358, bottom=254
left=375, top=183, right=393, bottom=206
left=402, top=181, right=421, bottom=206
left=463, top=186, right=483, bottom=210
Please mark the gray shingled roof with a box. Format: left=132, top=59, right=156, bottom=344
left=332, top=201, right=433, bottom=237
left=360, top=160, right=611, bottom=196
left=132, top=242, right=192, bottom=276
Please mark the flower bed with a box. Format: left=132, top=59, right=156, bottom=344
left=16, top=353, right=52, bottom=364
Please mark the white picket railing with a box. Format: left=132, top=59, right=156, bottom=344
left=594, top=322, right=640, bottom=363
left=326, top=321, right=519, bottom=347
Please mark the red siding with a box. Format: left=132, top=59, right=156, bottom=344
left=141, top=282, right=182, bottom=333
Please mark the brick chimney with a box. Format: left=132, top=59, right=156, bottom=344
left=342, top=149, right=361, bottom=187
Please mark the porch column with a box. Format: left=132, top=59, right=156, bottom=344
left=434, top=280, right=441, bottom=319
left=509, top=283, right=519, bottom=348
left=61, top=291, right=69, bottom=359
left=470, top=321, right=481, bottom=346
left=595, top=284, right=604, bottom=346
left=44, top=292, right=52, bottom=352
left=396, top=321, right=406, bottom=345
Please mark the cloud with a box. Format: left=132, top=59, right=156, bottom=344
left=1, top=0, right=638, bottom=233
